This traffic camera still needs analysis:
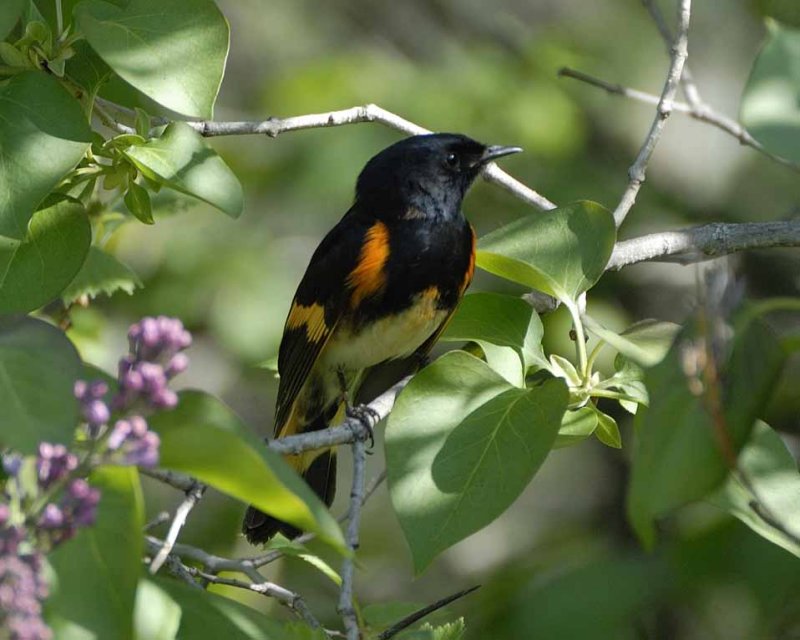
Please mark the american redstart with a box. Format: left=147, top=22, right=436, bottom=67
left=243, top=133, right=521, bottom=544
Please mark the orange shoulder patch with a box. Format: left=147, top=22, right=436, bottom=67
left=285, top=301, right=328, bottom=342
left=461, top=225, right=477, bottom=294
left=347, top=221, right=390, bottom=307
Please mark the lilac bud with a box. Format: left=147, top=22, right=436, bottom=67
left=129, top=416, right=148, bottom=437
left=138, top=362, right=166, bottom=392
left=3, top=454, right=22, bottom=478
left=88, top=381, right=108, bottom=399
left=121, top=369, right=144, bottom=393
left=38, top=504, right=64, bottom=529
left=118, top=355, right=134, bottom=378
left=140, top=317, right=160, bottom=348
left=165, top=353, right=189, bottom=378
left=82, top=399, right=109, bottom=427
left=107, top=420, right=131, bottom=451
left=151, top=388, right=178, bottom=409
left=36, top=443, right=77, bottom=489
left=73, top=380, right=88, bottom=400
left=65, top=479, right=100, bottom=527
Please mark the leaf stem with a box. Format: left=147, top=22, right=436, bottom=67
left=55, top=0, right=64, bottom=36
left=567, top=302, right=589, bottom=383
left=589, top=388, right=640, bottom=404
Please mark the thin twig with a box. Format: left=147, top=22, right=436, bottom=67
left=338, top=439, right=367, bottom=640
left=143, top=510, right=170, bottom=531
left=267, top=376, right=410, bottom=455
left=613, top=0, right=692, bottom=227
left=149, top=481, right=207, bottom=574
left=558, top=67, right=800, bottom=173
left=377, top=585, right=481, bottom=640
left=140, top=467, right=197, bottom=492
left=606, top=220, right=800, bottom=270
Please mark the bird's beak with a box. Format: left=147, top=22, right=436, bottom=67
left=478, top=145, right=523, bottom=166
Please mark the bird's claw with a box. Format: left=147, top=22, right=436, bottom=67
left=346, top=404, right=380, bottom=449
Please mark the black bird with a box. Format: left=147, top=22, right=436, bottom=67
left=242, top=133, right=522, bottom=544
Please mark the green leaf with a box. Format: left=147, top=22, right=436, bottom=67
left=74, top=0, right=229, bottom=118
left=148, top=390, right=346, bottom=552
left=263, top=535, right=342, bottom=585
left=133, top=580, right=181, bottom=640
left=0, top=0, right=26, bottom=39
left=709, top=421, right=800, bottom=558
left=606, top=355, right=649, bottom=412
left=555, top=407, right=598, bottom=448
left=627, top=311, right=785, bottom=548
left=47, top=467, right=144, bottom=640
left=593, top=408, right=622, bottom=449
left=0, top=196, right=91, bottom=313
left=64, top=40, right=112, bottom=98
left=387, top=351, right=568, bottom=572
left=124, top=181, right=154, bottom=224
left=476, top=201, right=615, bottom=305
left=441, top=292, right=547, bottom=372
left=0, top=71, right=92, bottom=239
left=0, top=315, right=81, bottom=453
left=61, top=246, right=142, bottom=304
left=151, top=577, right=289, bottom=640
left=756, top=1, right=800, bottom=30
left=740, top=22, right=800, bottom=162
left=404, top=619, right=467, bottom=640
left=123, top=123, right=243, bottom=218
left=583, top=317, right=679, bottom=368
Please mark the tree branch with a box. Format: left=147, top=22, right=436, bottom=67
left=338, top=439, right=367, bottom=640
left=558, top=67, right=800, bottom=173
left=606, top=220, right=800, bottom=270
left=149, top=481, right=206, bottom=574
left=613, top=0, right=692, bottom=227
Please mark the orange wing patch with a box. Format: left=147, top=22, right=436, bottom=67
left=461, top=225, right=477, bottom=294
left=347, top=221, right=390, bottom=307
left=285, top=302, right=329, bottom=342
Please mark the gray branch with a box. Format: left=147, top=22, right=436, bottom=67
left=607, top=220, right=800, bottom=270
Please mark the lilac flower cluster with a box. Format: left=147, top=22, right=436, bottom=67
left=0, top=551, right=51, bottom=640
left=116, top=316, right=191, bottom=412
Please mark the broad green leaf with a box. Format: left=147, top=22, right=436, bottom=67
left=0, top=0, right=26, bottom=39
left=606, top=355, right=649, bottom=412
left=0, top=315, right=81, bottom=452
left=709, top=421, right=800, bottom=558
left=476, top=201, right=615, bottom=305
left=123, top=123, right=243, bottom=218
left=593, top=408, right=622, bottom=449
left=478, top=343, right=524, bottom=387
left=0, top=71, right=91, bottom=239
left=756, top=1, right=800, bottom=31
left=0, top=196, right=91, bottom=313
left=148, top=390, right=345, bottom=552
left=64, top=41, right=112, bottom=99
left=47, top=467, right=144, bottom=640
left=133, top=580, right=181, bottom=640
left=583, top=317, right=679, bottom=368
left=74, top=0, right=229, bottom=118
left=627, top=311, right=785, bottom=548
left=441, top=292, right=547, bottom=371
left=555, top=407, right=598, bottom=448
left=548, top=353, right=582, bottom=387
left=152, top=578, right=289, bottom=640
left=387, top=351, right=568, bottom=572
left=61, top=246, right=142, bottom=303
left=740, top=23, right=800, bottom=162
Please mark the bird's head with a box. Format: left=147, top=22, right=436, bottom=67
left=355, top=133, right=522, bottom=220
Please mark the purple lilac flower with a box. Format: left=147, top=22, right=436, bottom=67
left=74, top=380, right=110, bottom=437
left=114, top=316, right=191, bottom=412
left=0, top=553, right=51, bottom=640
left=35, top=444, right=77, bottom=489
left=63, top=479, right=100, bottom=528
left=106, top=416, right=160, bottom=467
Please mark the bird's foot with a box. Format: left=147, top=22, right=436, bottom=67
left=346, top=404, right=380, bottom=450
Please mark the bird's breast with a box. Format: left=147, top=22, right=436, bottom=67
left=322, top=286, right=448, bottom=370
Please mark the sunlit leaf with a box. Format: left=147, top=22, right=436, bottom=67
left=0, top=72, right=91, bottom=239
left=476, top=201, right=615, bottom=305
left=75, top=0, right=229, bottom=118
left=740, top=22, right=800, bottom=162
left=593, top=408, right=622, bottom=449
left=583, top=317, right=679, bottom=368
left=123, top=123, right=243, bottom=218
left=0, top=315, right=81, bottom=452
left=709, top=421, right=800, bottom=558
left=555, top=407, right=598, bottom=448
left=149, top=390, right=345, bottom=552
left=387, top=351, right=568, bottom=572
left=133, top=580, right=181, bottom=640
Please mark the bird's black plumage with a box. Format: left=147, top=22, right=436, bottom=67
left=242, top=133, right=521, bottom=544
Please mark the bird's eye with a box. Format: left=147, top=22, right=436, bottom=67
left=444, top=153, right=459, bottom=168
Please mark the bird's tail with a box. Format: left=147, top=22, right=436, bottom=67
left=242, top=397, right=345, bottom=545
